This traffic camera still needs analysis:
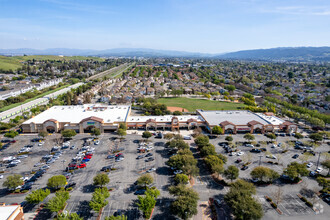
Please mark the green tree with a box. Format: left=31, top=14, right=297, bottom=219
left=93, top=173, right=110, bottom=187
left=173, top=111, right=183, bottom=115
left=167, top=154, right=197, bottom=171
left=265, top=133, right=276, bottom=141
left=164, top=133, right=174, bottom=140
left=91, top=128, right=101, bottom=137
left=46, top=190, right=70, bottom=213
left=47, top=175, right=67, bottom=190
left=225, top=180, right=263, bottom=220
left=224, top=165, right=239, bottom=182
left=57, top=213, right=83, bottom=220
left=200, top=143, right=216, bottom=157
left=89, top=188, right=109, bottom=212
left=2, top=174, right=23, bottom=190
left=61, top=129, right=76, bottom=139
left=212, top=164, right=224, bottom=178
left=142, top=131, right=152, bottom=140
left=117, top=128, right=126, bottom=138
left=243, top=133, right=255, bottom=142
left=168, top=139, right=189, bottom=150
left=309, top=133, right=323, bottom=143
left=105, top=215, right=128, bottom=220
left=316, top=176, right=330, bottom=189
left=250, top=166, right=279, bottom=183
left=119, top=123, right=127, bottom=130
left=26, top=189, right=50, bottom=208
left=204, top=155, right=223, bottom=170
left=212, top=126, right=223, bottom=135
left=38, top=131, right=48, bottom=139
left=137, top=174, right=154, bottom=189
left=136, top=188, right=160, bottom=219
left=194, top=134, right=209, bottom=147
left=174, top=174, right=189, bottom=185
left=225, top=136, right=233, bottom=142
left=294, top=133, right=304, bottom=140
left=283, top=162, right=309, bottom=181
left=4, top=130, right=19, bottom=138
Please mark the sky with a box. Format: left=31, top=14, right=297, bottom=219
left=0, top=0, right=329, bottom=53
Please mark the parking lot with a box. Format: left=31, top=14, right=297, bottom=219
left=0, top=132, right=173, bottom=219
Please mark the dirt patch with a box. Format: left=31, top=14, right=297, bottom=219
left=167, top=106, right=189, bottom=112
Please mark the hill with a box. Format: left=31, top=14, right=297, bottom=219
left=217, top=47, right=330, bottom=61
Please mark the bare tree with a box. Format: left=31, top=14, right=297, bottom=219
left=271, top=187, right=283, bottom=205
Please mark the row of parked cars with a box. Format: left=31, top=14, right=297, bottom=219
left=65, top=141, right=96, bottom=171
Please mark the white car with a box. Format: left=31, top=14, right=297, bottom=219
left=306, top=162, right=313, bottom=168
left=11, top=160, right=21, bottom=164
left=17, top=155, right=28, bottom=159
left=237, top=152, right=244, bottom=156
left=316, top=167, right=323, bottom=173
left=94, top=140, right=100, bottom=145
left=246, top=144, right=254, bottom=148
left=38, top=142, right=44, bottom=146
left=147, top=168, right=156, bottom=173
left=0, top=175, right=3, bottom=179
left=174, top=170, right=183, bottom=175
left=271, top=144, right=277, bottom=148
left=229, top=152, right=237, bottom=156
left=272, top=155, right=277, bottom=159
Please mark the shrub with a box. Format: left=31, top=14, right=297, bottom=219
left=271, top=202, right=277, bottom=209
left=266, top=197, right=272, bottom=202
left=301, top=197, right=307, bottom=202
left=21, top=189, right=29, bottom=193
left=66, top=187, right=73, bottom=192
left=306, top=201, right=313, bottom=207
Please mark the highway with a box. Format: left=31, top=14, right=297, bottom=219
left=0, top=83, right=83, bottom=122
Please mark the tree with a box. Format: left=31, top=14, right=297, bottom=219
left=137, top=188, right=160, bottom=219
left=212, top=164, right=224, bottom=178
left=142, top=131, right=152, bottom=140
left=89, top=188, right=109, bottom=212
left=212, top=126, right=223, bottom=135
left=321, top=159, right=330, bottom=176
left=224, top=165, right=239, bottom=182
left=119, top=123, right=127, bottom=130
left=294, top=133, right=304, bottom=140
left=167, top=154, right=197, bottom=171
left=4, top=130, right=19, bottom=138
left=174, top=174, right=189, bottom=185
left=117, top=128, right=126, bottom=138
left=243, top=133, right=255, bottom=142
left=250, top=166, right=279, bottom=183
left=283, top=162, right=309, bottom=181
left=61, top=129, right=76, bottom=139
left=47, top=190, right=70, bottom=213
left=316, top=176, right=330, bottom=189
left=265, top=133, right=276, bottom=141
left=182, top=164, right=200, bottom=177
left=137, top=174, right=154, bottom=189
left=164, top=133, right=174, bottom=140
left=93, top=173, right=110, bottom=187
left=57, top=213, right=83, bottom=220
left=3, top=174, right=23, bottom=190
left=38, top=131, right=48, bottom=139
left=204, top=155, right=223, bottom=170
left=91, top=128, right=101, bottom=137
left=194, top=135, right=209, bottom=147
left=225, top=136, right=233, bottom=142
left=169, top=186, right=199, bottom=220
left=271, top=187, right=283, bottom=205
left=225, top=180, right=263, bottom=220
left=173, top=111, right=182, bottom=115
left=47, top=175, right=67, bottom=190
left=26, top=189, right=50, bottom=207
left=200, top=143, right=216, bottom=157
left=168, top=139, right=189, bottom=150
left=309, top=133, right=323, bottom=143
left=105, top=215, right=127, bottom=220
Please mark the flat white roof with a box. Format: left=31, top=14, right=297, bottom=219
left=0, top=205, right=19, bottom=219
left=127, top=115, right=204, bottom=123
left=23, top=104, right=130, bottom=124
left=198, top=110, right=284, bottom=126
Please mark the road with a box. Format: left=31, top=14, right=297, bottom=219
left=0, top=83, right=84, bottom=122
left=87, top=63, right=133, bottom=80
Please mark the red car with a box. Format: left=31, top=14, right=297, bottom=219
left=85, top=153, right=93, bottom=157
left=10, top=140, right=17, bottom=143
left=84, top=155, right=92, bottom=159
left=68, top=163, right=77, bottom=168
left=115, top=153, right=122, bottom=157
left=78, top=163, right=86, bottom=168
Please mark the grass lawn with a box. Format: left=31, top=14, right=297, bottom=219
left=0, top=55, right=104, bottom=71
left=157, top=97, right=245, bottom=112
left=0, top=84, right=70, bottom=112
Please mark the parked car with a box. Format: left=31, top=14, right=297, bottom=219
left=136, top=155, right=144, bottom=160
left=78, top=163, right=86, bottom=168
left=237, top=152, right=244, bottom=156
left=94, top=140, right=100, bottom=145
left=307, top=162, right=313, bottom=168
left=147, top=168, right=156, bottom=173
left=101, top=165, right=112, bottom=171
left=65, top=182, right=76, bottom=189
left=174, top=170, right=183, bottom=175
left=17, top=155, right=28, bottom=159
left=82, top=159, right=90, bottom=163
left=241, top=165, right=249, bottom=170
left=316, top=167, right=323, bottom=173
left=107, top=155, right=115, bottom=159
left=134, top=189, right=146, bottom=195
left=292, top=154, right=299, bottom=159
left=115, top=157, right=124, bottom=162
left=250, top=149, right=261, bottom=153
left=145, top=157, right=154, bottom=162
left=145, top=153, right=153, bottom=157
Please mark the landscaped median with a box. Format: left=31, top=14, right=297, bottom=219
left=265, top=195, right=283, bottom=215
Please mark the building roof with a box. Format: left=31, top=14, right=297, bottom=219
left=198, top=110, right=284, bottom=126
left=23, top=104, right=130, bottom=124
left=0, top=205, right=20, bottom=220
left=127, top=115, right=204, bottom=123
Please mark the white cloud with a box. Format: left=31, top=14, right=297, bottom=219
left=261, top=5, right=330, bottom=16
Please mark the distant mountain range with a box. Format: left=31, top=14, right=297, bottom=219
left=0, top=46, right=329, bottom=61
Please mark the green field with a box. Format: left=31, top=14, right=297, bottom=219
left=0, top=55, right=104, bottom=71
left=157, top=97, right=245, bottom=112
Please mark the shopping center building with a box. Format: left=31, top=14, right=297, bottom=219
left=21, top=104, right=297, bottom=134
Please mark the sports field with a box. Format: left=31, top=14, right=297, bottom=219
left=157, top=97, right=245, bottom=112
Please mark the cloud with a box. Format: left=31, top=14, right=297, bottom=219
left=261, top=5, right=330, bottom=16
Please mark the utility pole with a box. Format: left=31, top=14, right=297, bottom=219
left=316, top=152, right=321, bottom=168
left=258, top=155, right=263, bottom=166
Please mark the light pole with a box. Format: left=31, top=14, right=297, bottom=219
left=258, top=155, right=263, bottom=166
